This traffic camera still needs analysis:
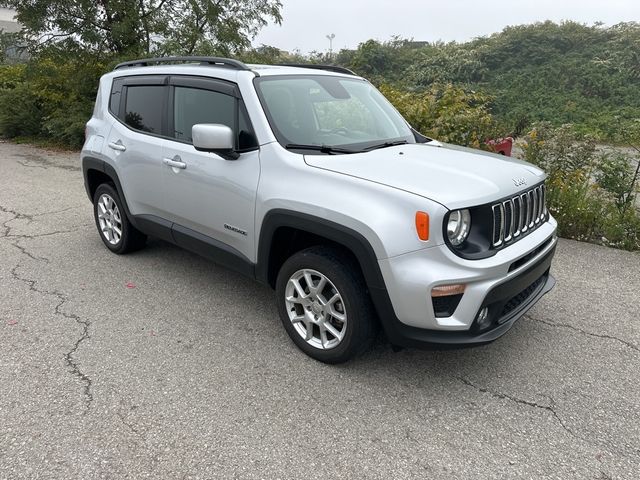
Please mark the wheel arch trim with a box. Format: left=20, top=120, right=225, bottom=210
left=256, top=209, right=387, bottom=290
left=82, top=156, right=136, bottom=226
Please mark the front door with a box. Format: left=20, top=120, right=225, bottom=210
left=161, top=77, right=260, bottom=262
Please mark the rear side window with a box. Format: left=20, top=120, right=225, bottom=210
left=124, top=85, right=164, bottom=134
left=173, top=87, right=235, bottom=142
left=109, top=79, right=123, bottom=115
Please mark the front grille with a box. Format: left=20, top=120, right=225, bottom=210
left=499, top=275, right=545, bottom=319
left=492, top=184, right=547, bottom=247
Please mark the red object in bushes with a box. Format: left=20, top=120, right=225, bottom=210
left=486, top=137, right=514, bottom=157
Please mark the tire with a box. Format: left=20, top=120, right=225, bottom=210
left=93, top=183, right=147, bottom=254
left=275, top=246, right=377, bottom=363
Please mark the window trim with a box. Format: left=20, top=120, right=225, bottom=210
left=166, top=75, right=258, bottom=152
left=108, top=74, right=258, bottom=152
left=109, top=75, right=170, bottom=139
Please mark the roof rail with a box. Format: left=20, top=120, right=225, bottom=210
left=277, top=64, right=357, bottom=76
left=114, top=56, right=251, bottom=71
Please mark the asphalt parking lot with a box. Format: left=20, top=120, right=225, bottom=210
left=1, top=141, right=639, bottom=479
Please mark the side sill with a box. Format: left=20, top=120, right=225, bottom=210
left=171, top=223, right=255, bottom=279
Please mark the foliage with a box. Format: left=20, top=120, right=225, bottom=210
left=338, top=37, right=416, bottom=85
left=0, top=0, right=282, bottom=57
left=0, top=1, right=283, bottom=147
left=337, top=22, right=640, bottom=141
left=379, top=84, right=499, bottom=148
left=0, top=49, right=107, bottom=146
left=523, top=123, right=640, bottom=250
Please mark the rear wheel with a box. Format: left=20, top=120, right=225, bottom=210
left=276, top=246, right=376, bottom=363
left=93, top=183, right=146, bottom=254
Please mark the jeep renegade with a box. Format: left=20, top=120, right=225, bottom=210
left=82, top=57, right=557, bottom=363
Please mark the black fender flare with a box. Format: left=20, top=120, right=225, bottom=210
left=255, top=209, right=386, bottom=290
left=255, top=209, right=405, bottom=339
left=82, top=156, right=135, bottom=223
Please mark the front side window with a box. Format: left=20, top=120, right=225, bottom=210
left=124, top=85, right=164, bottom=134
left=173, top=87, right=235, bottom=142
left=254, top=75, right=415, bottom=153
left=172, top=86, right=257, bottom=150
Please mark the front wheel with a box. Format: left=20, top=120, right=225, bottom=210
left=275, top=246, right=376, bottom=363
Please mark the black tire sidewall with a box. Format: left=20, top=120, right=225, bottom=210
left=93, top=183, right=129, bottom=254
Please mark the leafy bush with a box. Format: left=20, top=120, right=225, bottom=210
left=523, top=123, right=640, bottom=250
left=0, top=51, right=106, bottom=148
left=0, top=63, right=43, bottom=137
left=380, top=84, right=501, bottom=148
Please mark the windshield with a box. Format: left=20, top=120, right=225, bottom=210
left=254, top=75, right=416, bottom=153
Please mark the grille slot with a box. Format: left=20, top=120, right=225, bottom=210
left=492, top=184, right=547, bottom=248
left=499, top=275, right=546, bottom=320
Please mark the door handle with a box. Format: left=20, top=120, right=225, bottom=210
left=163, top=157, right=187, bottom=169
left=108, top=141, right=126, bottom=152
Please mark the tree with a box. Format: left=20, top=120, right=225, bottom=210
left=0, top=0, right=282, bottom=56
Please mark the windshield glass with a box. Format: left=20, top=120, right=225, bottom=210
left=254, top=75, right=415, bottom=152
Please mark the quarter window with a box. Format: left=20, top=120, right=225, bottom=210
left=124, top=85, right=164, bottom=134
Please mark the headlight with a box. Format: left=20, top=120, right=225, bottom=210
left=447, top=209, right=471, bottom=246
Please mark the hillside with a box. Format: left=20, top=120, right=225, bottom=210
left=333, top=21, right=640, bottom=139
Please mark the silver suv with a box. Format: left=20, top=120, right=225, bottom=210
left=82, top=56, right=557, bottom=363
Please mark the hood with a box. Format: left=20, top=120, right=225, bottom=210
left=304, top=142, right=546, bottom=210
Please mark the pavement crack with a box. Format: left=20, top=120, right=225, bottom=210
left=14, top=153, right=80, bottom=172
left=456, top=376, right=576, bottom=438
left=16, top=159, right=48, bottom=169
left=0, top=204, right=34, bottom=238
left=11, top=239, right=50, bottom=263
left=9, top=262, right=93, bottom=413
left=4, top=225, right=91, bottom=240
left=117, top=412, right=143, bottom=437
left=0, top=202, right=86, bottom=239
left=526, top=315, right=640, bottom=354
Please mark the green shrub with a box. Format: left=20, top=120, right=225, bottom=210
left=0, top=82, right=43, bottom=137
left=380, top=83, right=502, bottom=148
left=523, top=123, right=640, bottom=250
left=0, top=53, right=106, bottom=148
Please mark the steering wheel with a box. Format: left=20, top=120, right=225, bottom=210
left=329, top=127, right=349, bottom=136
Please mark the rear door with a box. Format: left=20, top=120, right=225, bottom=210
left=106, top=75, right=168, bottom=218
left=161, top=76, right=260, bottom=261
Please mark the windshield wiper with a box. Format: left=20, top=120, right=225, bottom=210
left=285, top=143, right=356, bottom=154
left=362, top=140, right=409, bottom=151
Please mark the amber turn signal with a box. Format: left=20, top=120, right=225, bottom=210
left=415, top=211, right=429, bottom=241
left=431, top=284, right=466, bottom=297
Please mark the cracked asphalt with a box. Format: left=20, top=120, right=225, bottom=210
left=1, top=141, right=639, bottom=479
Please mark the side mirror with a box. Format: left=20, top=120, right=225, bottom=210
left=192, top=124, right=239, bottom=159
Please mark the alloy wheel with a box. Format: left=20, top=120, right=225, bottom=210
left=284, top=268, right=347, bottom=350
left=97, top=193, right=123, bottom=245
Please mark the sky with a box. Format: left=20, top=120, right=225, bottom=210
left=254, top=0, right=640, bottom=53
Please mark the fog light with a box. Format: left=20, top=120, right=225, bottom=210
left=476, top=307, right=491, bottom=329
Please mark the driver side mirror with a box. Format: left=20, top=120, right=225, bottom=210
left=192, top=124, right=239, bottom=160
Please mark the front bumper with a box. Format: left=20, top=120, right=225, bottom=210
left=372, top=219, right=557, bottom=348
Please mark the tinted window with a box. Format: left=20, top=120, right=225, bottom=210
left=238, top=105, right=258, bottom=150
left=124, top=85, right=164, bottom=134
left=173, top=87, right=235, bottom=142
left=255, top=76, right=413, bottom=149
left=109, top=79, right=123, bottom=115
